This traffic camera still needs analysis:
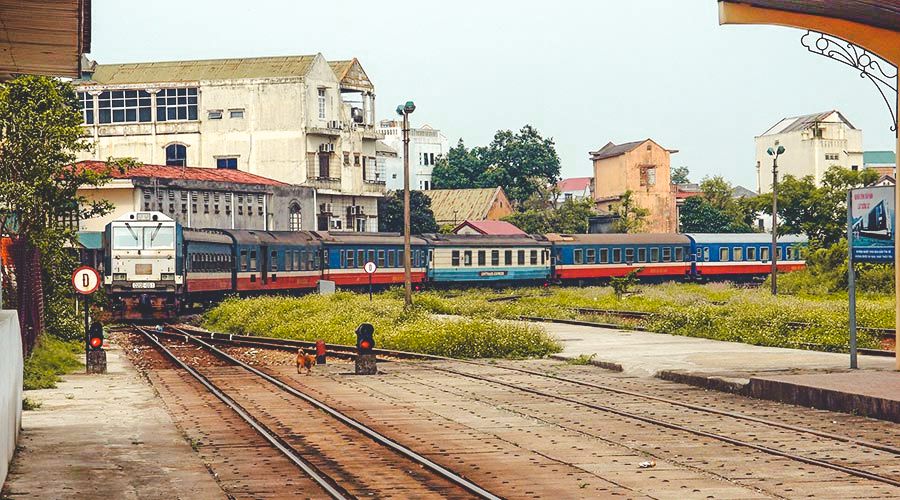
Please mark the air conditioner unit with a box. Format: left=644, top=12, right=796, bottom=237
left=320, top=203, right=333, bottom=214
left=319, top=143, right=334, bottom=153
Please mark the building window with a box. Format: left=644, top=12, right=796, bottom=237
left=289, top=203, right=302, bottom=231
left=344, top=152, right=351, bottom=166
left=208, top=110, right=223, bottom=120
left=98, top=90, right=152, bottom=124
left=319, top=153, right=330, bottom=178
left=354, top=154, right=360, bottom=166
left=165, top=144, right=187, bottom=166
left=216, top=157, right=238, bottom=169
left=317, top=88, right=326, bottom=119
left=229, top=109, right=244, bottom=119
left=157, top=88, right=198, bottom=121
left=78, top=92, right=94, bottom=124
left=640, top=166, right=657, bottom=186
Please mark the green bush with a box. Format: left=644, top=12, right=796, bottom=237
left=23, top=336, right=82, bottom=390
left=204, top=292, right=561, bottom=359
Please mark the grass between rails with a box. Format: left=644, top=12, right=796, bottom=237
left=23, top=336, right=83, bottom=390
left=204, top=290, right=562, bottom=359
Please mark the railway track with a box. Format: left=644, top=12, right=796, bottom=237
left=164, top=326, right=900, bottom=490
left=134, top=325, right=500, bottom=500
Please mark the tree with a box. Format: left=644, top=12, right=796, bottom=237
left=679, top=176, right=755, bottom=233
left=431, top=125, right=561, bottom=208
left=671, top=166, right=690, bottom=184
left=612, top=190, right=649, bottom=233
left=503, top=198, right=594, bottom=234
left=377, top=190, right=439, bottom=234
left=0, top=76, right=113, bottom=350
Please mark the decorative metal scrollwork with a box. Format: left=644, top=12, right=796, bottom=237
left=801, top=30, right=898, bottom=135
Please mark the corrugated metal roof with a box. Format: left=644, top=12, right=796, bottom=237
left=76, top=160, right=287, bottom=186
left=84, top=54, right=320, bottom=84
left=423, top=188, right=503, bottom=223
left=864, top=150, right=896, bottom=165
left=589, top=140, right=646, bottom=160
left=759, top=110, right=855, bottom=136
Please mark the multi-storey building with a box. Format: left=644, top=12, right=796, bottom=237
left=73, top=54, right=385, bottom=232
left=591, top=139, right=678, bottom=233
left=376, top=120, right=448, bottom=191
left=755, top=110, right=863, bottom=192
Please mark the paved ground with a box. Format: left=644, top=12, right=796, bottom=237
left=1, top=343, right=225, bottom=500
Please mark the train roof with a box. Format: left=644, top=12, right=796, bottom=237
left=686, top=233, right=808, bottom=244
left=314, top=232, right=427, bottom=245
left=221, top=229, right=320, bottom=246
left=183, top=229, right=233, bottom=245
left=108, top=211, right=174, bottom=224
left=419, top=233, right=550, bottom=246
left=545, top=233, right=691, bottom=245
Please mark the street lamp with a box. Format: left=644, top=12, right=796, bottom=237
left=766, top=144, right=785, bottom=295
left=396, top=101, right=416, bottom=308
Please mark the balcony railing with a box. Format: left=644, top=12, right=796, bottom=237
left=306, top=177, right=342, bottom=192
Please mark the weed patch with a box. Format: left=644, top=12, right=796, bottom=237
left=23, top=336, right=82, bottom=390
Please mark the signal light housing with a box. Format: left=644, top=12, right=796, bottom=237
left=87, top=321, right=104, bottom=351
left=355, top=323, right=375, bottom=355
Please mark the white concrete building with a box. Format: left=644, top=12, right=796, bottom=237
left=376, top=120, right=448, bottom=191
left=755, top=110, right=863, bottom=193
left=74, top=54, right=385, bottom=232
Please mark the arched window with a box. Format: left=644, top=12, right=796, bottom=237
left=165, top=144, right=187, bottom=166
left=289, top=202, right=302, bottom=231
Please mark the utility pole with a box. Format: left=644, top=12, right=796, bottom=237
left=396, top=101, right=416, bottom=308
left=767, top=144, right=785, bottom=295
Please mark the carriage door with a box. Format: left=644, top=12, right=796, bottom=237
left=260, top=245, right=269, bottom=284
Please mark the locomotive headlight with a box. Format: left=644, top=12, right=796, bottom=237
left=113, top=273, right=127, bottom=281
left=160, top=273, right=175, bottom=281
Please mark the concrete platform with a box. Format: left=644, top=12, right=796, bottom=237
left=543, top=321, right=899, bottom=421
left=1, top=343, right=225, bottom=499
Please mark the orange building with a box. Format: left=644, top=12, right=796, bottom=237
left=590, top=139, right=678, bottom=233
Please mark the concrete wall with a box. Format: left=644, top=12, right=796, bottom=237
left=0, top=311, right=23, bottom=487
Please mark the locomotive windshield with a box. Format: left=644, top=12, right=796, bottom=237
left=112, top=223, right=175, bottom=250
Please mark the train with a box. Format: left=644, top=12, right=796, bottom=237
left=103, top=211, right=807, bottom=318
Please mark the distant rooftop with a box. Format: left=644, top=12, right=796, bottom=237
left=864, top=150, right=896, bottom=166
left=556, top=177, right=592, bottom=192
left=76, top=160, right=287, bottom=187
left=589, top=139, right=677, bottom=161
left=452, top=220, right=526, bottom=236
left=759, top=110, right=856, bottom=136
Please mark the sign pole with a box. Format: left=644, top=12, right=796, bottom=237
left=83, top=293, right=91, bottom=363
left=369, top=272, right=373, bottom=301
left=847, top=191, right=857, bottom=369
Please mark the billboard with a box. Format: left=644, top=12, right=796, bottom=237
left=850, top=185, right=895, bottom=262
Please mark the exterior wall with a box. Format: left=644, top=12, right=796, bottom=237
left=455, top=225, right=481, bottom=235
left=593, top=141, right=676, bottom=233
left=377, top=121, right=448, bottom=191
left=0, top=311, right=23, bottom=488
left=315, top=193, right=379, bottom=232
left=485, top=190, right=514, bottom=221
left=78, top=182, right=138, bottom=232
left=755, top=121, right=864, bottom=192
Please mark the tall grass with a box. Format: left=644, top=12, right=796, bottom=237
left=204, top=292, right=561, bottom=359
left=23, top=336, right=83, bottom=390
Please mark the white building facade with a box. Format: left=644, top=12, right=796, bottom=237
left=74, top=54, right=385, bottom=232
left=755, top=110, right=863, bottom=193
left=376, top=121, right=448, bottom=191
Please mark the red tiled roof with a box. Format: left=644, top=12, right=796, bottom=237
left=453, top=220, right=527, bottom=235
left=557, top=177, right=592, bottom=192
left=75, top=160, right=287, bottom=186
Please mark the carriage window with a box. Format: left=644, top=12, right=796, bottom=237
left=295, top=250, right=302, bottom=270
left=787, top=247, right=795, bottom=260
left=451, top=250, right=460, bottom=266
left=271, top=250, right=278, bottom=271
left=719, top=248, right=729, bottom=261
left=599, top=248, right=609, bottom=263
left=377, top=250, right=386, bottom=268
left=249, top=250, right=257, bottom=270
left=612, top=248, right=622, bottom=263
left=733, top=247, right=743, bottom=261
left=491, top=250, right=499, bottom=266
left=747, top=246, right=756, bottom=261
left=240, top=250, right=248, bottom=271
left=574, top=249, right=583, bottom=265
left=638, top=248, right=647, bottom=263
left=662, top=247, right=671, bottom=262
left=625, top=248, right=635, bottom=263
left=702, top=247, right=710, bottom=261
left=340, top=250, right=346, bottom=269
left=675, top=247, right=684, bottom=262
left=478, top=250, right=486, bottom=266
left=530, top=250, right=538, bottom=265
left=777, top=247, right=783, bottom=260
left=398, top=250, right=404, bottom=268
left=517, top=250, right=525, bottom=265
left=760, top=246, right=769, bottom=261
left=367, top=250, right=375, bottom=265
left=346, top=249, right=355, bottom=269
left=584, top=248, right=594, bottom=264
left=388, top=250, right=395, bottom=267
left=504, top=250, right=512, bottom=265
left=464, top=250, right=472, bottom=266
left=649, top=247, right=659, bottom=262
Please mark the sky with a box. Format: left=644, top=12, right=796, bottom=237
left=90, top=0, right=896, bottom=189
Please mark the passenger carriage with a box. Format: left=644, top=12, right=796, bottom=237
left=548, top=233, right=693, bottom=282
left=686, top=233, right=807, bottom=279
left=183, top=229, right=234, bottom=295
left=421, top=234, right=552, bottom=284
left=227, top=230, right=321, bottom=292
left=319, top=232, right=428, bottom=287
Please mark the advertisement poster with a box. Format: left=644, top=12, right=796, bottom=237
left=850, top=185, right=895, bottom=262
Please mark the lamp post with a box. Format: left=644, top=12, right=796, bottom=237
left=766, top=144, right=785, bottom=295
left=396, top=101, right=416, bottom=308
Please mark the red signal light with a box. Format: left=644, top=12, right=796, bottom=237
left=360, top=340, right=371, bottom=350
left=89, top=337, right=103, bottom=348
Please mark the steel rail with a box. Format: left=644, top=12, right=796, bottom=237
left=133, top=326, right=351, bottom=500
left=159, top=328, right=900, bottom=456
left=168, top=327, right=503, bottom=500
left=432, top=366, right=900, bottom=488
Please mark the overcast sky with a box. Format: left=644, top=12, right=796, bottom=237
left=92, top=0, right=896, bottom=189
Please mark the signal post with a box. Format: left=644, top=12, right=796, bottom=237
left=73, top=266, right=105, bottom=374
